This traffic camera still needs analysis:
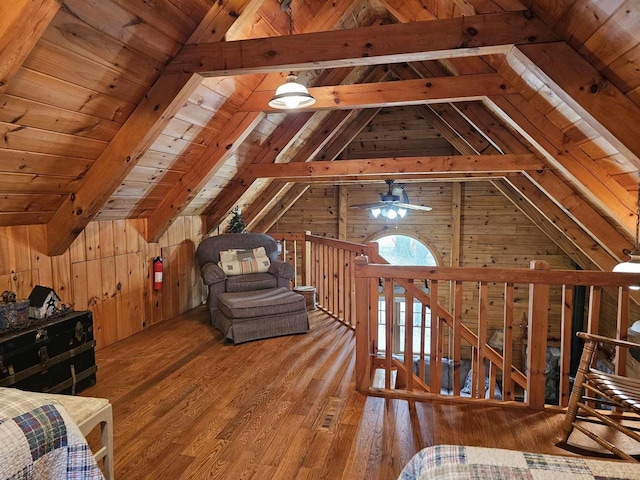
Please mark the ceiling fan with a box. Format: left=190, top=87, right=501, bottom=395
left=349, top=180, right=432, bottom=219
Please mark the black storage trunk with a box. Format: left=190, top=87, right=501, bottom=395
left=0, top=310, right=97, bottom=394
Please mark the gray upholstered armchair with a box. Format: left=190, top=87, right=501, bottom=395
left=195, top=233, right=294, bottom=325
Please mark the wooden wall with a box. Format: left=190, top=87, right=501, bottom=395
left=0, top=216, right=206, bottom=350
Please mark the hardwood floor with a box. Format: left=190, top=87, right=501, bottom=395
left=82, top=306, right=571, bottom=479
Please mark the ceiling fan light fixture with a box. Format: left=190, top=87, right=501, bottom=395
left=371, top=207, right=381, bottom=218
left=269, top=73, right=316, bottom=109
left=397, top=208, right=407, bottom=218
left=386, top=208, right=398, bottom=220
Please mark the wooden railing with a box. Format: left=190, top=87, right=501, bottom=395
left=271, top=232, right=365, bottom=329
left=354, top=255, right=640, bottom=409
left=270, top=233, right=640, bottom=409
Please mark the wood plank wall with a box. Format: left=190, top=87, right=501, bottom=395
left=270, top=181, right=576, bottom=367
left=0, top=216, right=206, bottom=350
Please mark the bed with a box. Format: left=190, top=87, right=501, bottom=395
left=0, top=387, right=103, bottom=480
left=398, top=444, right=640, bottom=479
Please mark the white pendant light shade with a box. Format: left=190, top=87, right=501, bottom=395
left=268, top=74, right=316, bottom=109
left=613, top=252, right=640, bottom=290
left=614, top=174, right=640, bottom=290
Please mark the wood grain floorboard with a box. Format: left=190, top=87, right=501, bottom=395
left=82, top=306, right=573, bottom=479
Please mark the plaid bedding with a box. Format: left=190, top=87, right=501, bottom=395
left=398, top=445, right=640, bottom=480
left=0, top=387, right=103, bottom=480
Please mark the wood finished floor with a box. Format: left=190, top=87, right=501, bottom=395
left=82, top=306, right=573, bottom=479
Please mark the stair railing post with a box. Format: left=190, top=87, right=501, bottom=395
left=355, top=255, right=372, bottom=392
left=303, top=230, right=311, bottom=286
left=526, top=260, right=550, bottom=408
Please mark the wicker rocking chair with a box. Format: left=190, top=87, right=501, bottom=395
left=560, top=332, right=640, bottom=461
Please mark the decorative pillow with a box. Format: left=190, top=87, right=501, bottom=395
left=218, top=247, right=271, bottom=276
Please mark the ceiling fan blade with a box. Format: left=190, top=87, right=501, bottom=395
left=349, top=202, right=387, bottom=209
left=395, top=202, right=432, bottom=212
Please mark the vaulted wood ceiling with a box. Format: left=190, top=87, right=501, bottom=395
left=2, top=0, right=640, bottom=275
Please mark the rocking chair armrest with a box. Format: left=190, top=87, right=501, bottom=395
left=577, top=331, right=640, bottom=351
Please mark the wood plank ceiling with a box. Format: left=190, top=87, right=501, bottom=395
left=1, top=0, right=639, bottom=276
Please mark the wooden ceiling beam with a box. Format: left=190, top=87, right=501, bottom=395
left=242, top=110, right=354, bottom=230
left=524, top=169, right=631, bottom=262
left=433, top=96, right=634, bottom=271
left=243, top=68, right=391, bottom=230
left=486, top=94, right=638, bottom=235
left=390, top=63, right=500, bottom=156
left=153, top=0, right=362, bottom=239
left=146, top=111, right=264, bottom=242
left=511, top=42, right=640, bottom=167
left=43, top=0, right=263, bottom=255
left=200, top=67, right=364, bottom=233
left=165, top=11, right=558, bottom=76
left=240, top=74, right=512, bottom=112
left=202, top=112, right=316, bottom=233
left=493, top=178, right=609, bottom=271
left=252, top=183, right=311, bottom=233
left=248, top=105, right=383, bottom=231
left=45, top=72, right=204, bottom=254
left=246, top=154, right=543, bottom=180
left=250, top=173, right=512, bottom=183
left=0, top=0, right=61, bottom=96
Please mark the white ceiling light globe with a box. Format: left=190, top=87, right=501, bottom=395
left=269, top=74, right=316, bottom=109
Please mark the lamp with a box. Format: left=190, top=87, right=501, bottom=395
left=613, top=174, right=640, bottom=290
left=268, top=73, right=315, bottom=109
left=372, top=205, right=404, bottom=219
left=268, top=1, right=315, bottom=110
left=371, top=205, right=408, bottom=220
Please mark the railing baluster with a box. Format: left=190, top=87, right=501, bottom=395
left=587, top=285, right=601, bottom=334
left=345, top=253, right=352, bottom=326
left=405, top=279, right=414, bottom=392
left=477, top=280, right=488, bottom=399
left=616, top=287, right=630, bottom=377
left=354, top=256, right=371, bottom=392
left=452, top=280, right=463, bottom=396
left=560, top=285, right=573, bottom=407
left=338, top=249, right=345, bottom=321
left=419, top=303, right=427, bottom=392
left=383, top=278, right=393, bottom=390
left=430, top=280, right=440, bottom=395
left=503, top=282, right=514, bottom=401
left=527, top=260, right=550, bottom=409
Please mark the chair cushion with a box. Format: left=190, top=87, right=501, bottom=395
left=225, top=273, right=277, bottom=292
left=218, top=287, right=306, bottom=319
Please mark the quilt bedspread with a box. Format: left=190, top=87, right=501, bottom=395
left=0, top=387, right=103, bottom=480
left=398, top=444, right=640, bottom=480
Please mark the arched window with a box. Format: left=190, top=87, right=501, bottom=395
left=376, top=234, right=437, bottom=266
left=374, top=234, right=437, bottom=355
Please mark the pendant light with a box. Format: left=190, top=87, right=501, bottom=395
left=613, top=173, right=640, bottom=289
left=269, top=72, right=316, bottom=109
left=268, top=1, right=315, bottom=110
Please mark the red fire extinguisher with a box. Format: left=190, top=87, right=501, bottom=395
left=153, top=256, right=163, bottom=290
